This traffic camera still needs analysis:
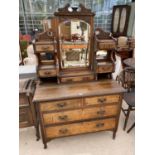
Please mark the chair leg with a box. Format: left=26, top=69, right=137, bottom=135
left=127, top=122, right=135, bottom=133
left=123, top=106, right=131, bottom=130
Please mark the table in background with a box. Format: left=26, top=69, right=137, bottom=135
left=19, top=65, right=37, bottom=128
left=19, top=65, right=37, bottom=79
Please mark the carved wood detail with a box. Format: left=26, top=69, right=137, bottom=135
left=54, top=3, right=95, bottom=16
left=95, top=28, right=112, bottom=40
left=36, top=28, right=56, bottom=41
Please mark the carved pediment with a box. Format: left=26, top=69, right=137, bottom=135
left=54, top=3, right=95, bottom=16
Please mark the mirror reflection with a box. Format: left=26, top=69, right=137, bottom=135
left=113, top=8, right=120, bottom=33
left=96, top=50, right=107, bottom=60
left=119, top=8, right=127, bottom=33
left=59, top=20, right=90, bottom=68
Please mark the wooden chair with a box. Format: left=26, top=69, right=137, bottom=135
left=117, top=67, right=135, bottom=131
left=127, top=122, right=135, bottom=133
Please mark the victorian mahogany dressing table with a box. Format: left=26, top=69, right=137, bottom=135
left=33, top=4, right=126, bottom=149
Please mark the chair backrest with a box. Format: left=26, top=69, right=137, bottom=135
left=117, top=67, right=135, bottom=91
left=117, top=36, right=128, bottom=48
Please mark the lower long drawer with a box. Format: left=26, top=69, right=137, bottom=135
left=42, top=104, right=118, bottom=125
left=45, top=118, right=116, bottom=139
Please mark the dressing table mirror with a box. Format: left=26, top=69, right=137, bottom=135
left=59, top=20, right=90, bottom=69
left=54, top=4, right=95, bottom=83
left=32, top=4, right=126, bottom=149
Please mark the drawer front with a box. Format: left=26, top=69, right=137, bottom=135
left=43, top=109, right=82, bottom=125
left=45, top=118, right=116, bottom=138
left=82, top=104, right=118, bottom=120
left=98, top=42, right=116, bottom=50
left=19, top=107, right=33, bottom=128
left=97, top=65, right=114, bottom=73
left=62, top=44, right=87, bottom=49
left=35, top=45, right=54, bottom=52
left=41, top=60, right=55, bottom=66
left=40, top=99, right=82, bottom=112
left=84, top=95, right=120, bottom=106
left=38, top=69, right=57, bottom=77
left=43, top=104, right=118, bottom=125
left=61, top=75, right=94, bottom=83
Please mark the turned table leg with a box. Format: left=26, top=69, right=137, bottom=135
left=127, top=122, right=135, bottom=133
left=113, top=131, right=116, bottom=139
left=36, top=121, right=40, bottom=141
left=44, top=143, right=47, bottom=149
left=34, top=103, right=40, bottom=141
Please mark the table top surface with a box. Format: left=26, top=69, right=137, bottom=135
left=33, top=80, right=126, bottom=102
left=123, top=58, right=135, bottom=68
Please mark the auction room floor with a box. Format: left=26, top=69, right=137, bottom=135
left=19, top=101, right=135, bottom=155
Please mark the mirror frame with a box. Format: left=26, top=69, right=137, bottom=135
left=54, top=3, right=95, bottom=71
left=111, top=5, right=131, bottom=37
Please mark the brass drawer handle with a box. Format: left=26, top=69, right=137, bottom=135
left=44, top=71, right=51, bottom=75
left=58, top=115, right=68, bottom=120
left=96, top=123, right=104, bottom=128
left=42, top=46, right=49, bottom=50
left=67, top=79, right=73, bottom=82
left=97, top=110, right=105, bottom=115
left=83, top=77, right=89, bottom=80
left=98, top=98, right=106, bottom=104
left=57, top=102, right=67, bottom=108
left=59, top=128, right=68, bottom=134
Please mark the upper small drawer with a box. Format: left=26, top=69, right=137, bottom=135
left=84, top=95, right=120, bottom=106
left=98, top=41, right=116, bottom=50
left=40, top=98, right=82, bottom=112
left=35, top=45, right=54, bottom=52
left=38, top=69, right=57, bottom=78
left=97, top=65, right=114, bottom=73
